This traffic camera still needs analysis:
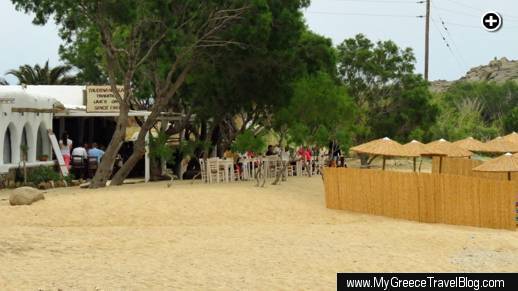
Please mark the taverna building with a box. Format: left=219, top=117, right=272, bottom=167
left=0, top=85, right=151, bottom=181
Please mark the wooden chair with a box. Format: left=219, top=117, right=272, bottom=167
left=207, top=158, right=222, bottom=183
left=71, top=155, right=87, bottom=179
left=87, top=156, right=99, bottom=179
left=199, top=159, right=207, bottom=183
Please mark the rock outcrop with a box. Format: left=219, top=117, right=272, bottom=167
left=430, top=57, right=518, bottom=92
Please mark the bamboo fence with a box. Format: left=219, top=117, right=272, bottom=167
left=431, top=157, right=518, bottom=180
left=323, top=167, right=517, bottom=230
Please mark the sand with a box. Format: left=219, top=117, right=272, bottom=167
left=0, top=176, right=517, bottom=290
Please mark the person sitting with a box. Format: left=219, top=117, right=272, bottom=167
left=72, top=143, right=88, bottom=160
left=71, top=143, right=89, bottom=179
left=265, top=145, right=275, bottom=156
left=88, top=143, right=105, bottom=162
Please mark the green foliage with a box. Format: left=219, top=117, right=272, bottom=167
left=430, top=80, right=518, bottom=140
left=27, top=166, right=61, bottom=185
left=7, top=61, right=76, bottom=85
left=429, top=97, right=500, bottom=141
left=149, top=132, right=174, bottom=163
left=295, top=31, right=337, bottom=77
left=187, top=0, right=311, bottom=124
left=337, top=34, right=437, bottom=142
left=274, top=72, right=355, bottom=149
left=231, top=129, right=266, bottom=154
left=0, top=78, right=8, bottom=85
left=503, top=107, right=518, bottom=133
left=441, top=81, right=518, bottom=124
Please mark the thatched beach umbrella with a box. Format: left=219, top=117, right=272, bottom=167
left=473, top=153, right=518, bottom=181
left=350, top=137, right=416, bottom=170
left=423, top=139, right=473, bottom=173
left=453, top=137, right=489, bottom=153
left=503, top=132, right=518, bottom=145
left=402, top=140, right=427, bottom=172
left=484, top=136, right=518, bottom=153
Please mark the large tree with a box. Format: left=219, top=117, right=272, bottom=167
left=169, top=0, right=311, bottom=155
left=13, top=0, right=247, bottom=187
left=6, top=61, right=76, bottom=85
left=337, top=34, right=437, bottom=143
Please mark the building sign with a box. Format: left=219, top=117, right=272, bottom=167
left=85, top=85, right=124, bottom=113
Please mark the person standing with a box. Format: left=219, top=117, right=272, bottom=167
left=59, top=132, right=73, bottom=169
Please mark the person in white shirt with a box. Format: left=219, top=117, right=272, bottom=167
left=58, top=132, right=73, bottom=169
left=72, top=143, right=88, bottom=160
left=71, top=143, right=88, bottom=179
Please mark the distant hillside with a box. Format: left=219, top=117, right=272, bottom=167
left=431, top=57, right=518, bottom=92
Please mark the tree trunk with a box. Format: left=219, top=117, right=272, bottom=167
left=272, top=161, right=288, bottom=185
left=110, top=65, right=191, bottom=186
left=109, top=117, right=150, bottom=185
left=89, top=105, right=129, bottom=188
left=110, top=142, right=146, bottom=185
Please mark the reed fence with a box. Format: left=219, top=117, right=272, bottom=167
left=323, top=167, right=517, bottom=230
left=431, top=157, right=518, bottom=181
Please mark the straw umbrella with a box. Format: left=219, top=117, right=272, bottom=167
left=423, top=139, right=473, bottom=173
left=453, top=137, right=490, bottom=153
left=484, top=136, right=518, bottom=153
left=402, top=140, right=427, bottom=172
left=350, top=137, right=417, bottom=170
left=473, top=153, right=518, bottom=181
left=502, top=132, right=518, bottom=145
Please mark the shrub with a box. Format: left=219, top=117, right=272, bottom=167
left=27, top=166, right=61, bottom=185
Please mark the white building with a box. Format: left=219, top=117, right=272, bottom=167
left=0, top=85, right=151, bottom=181
left=0, top=88, right=55, bottom=173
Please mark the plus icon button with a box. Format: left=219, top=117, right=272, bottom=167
left=482, top=11, right=503, bottom=32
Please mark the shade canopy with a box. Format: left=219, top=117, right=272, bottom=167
left=402, top=140, right=428, bottom=156
left=473, top=153, right=518, bottom=173
left=484, top=137, right=518, bottom=153
left=350, top=137, right=417, bottom=157
left=452, top=137, right=489, bottom=152
left=423, top=139, right=473, bottom=157
left=502, top=132, right=518, bottom=145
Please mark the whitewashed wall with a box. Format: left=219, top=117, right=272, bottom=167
left=0, top=90, right=54, bottom=172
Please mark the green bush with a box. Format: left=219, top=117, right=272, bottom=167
left=27, top=166, right=61, bottom=185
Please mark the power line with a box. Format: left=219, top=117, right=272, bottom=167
left=442, top=0, right=518, bottom=20
left=431, top=18, right=465, bottom=73
left=443, top=0, right=482, bottom=12
left=325, top=0, right=424, bottom=3
left=434, top=4, right=518, bottom=22
left=437, top=17, right=469, bottom=69
left=305, top=11, right=424, bottom=18
left=433, top=6, right=480, bottom=18
left=431, top=1, right=468, bottom=71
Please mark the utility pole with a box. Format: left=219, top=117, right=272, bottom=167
left=424, top=0, right=431, bottom=81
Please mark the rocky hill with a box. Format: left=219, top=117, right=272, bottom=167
left=431, top=57, right=518, bottom=92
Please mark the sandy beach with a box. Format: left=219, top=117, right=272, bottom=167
left=1, top=176, right=518, bottom=290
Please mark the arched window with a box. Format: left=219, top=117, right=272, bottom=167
left=3, top=126, right=12, bottom=164
left=20, top=123, right=35, bottom=162
left=36, top=122, right=50, bottom=160
left=21, top=126, right=28, bottom=162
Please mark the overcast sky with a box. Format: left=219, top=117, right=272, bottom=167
left=1, top=0, right=518, bottom=83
